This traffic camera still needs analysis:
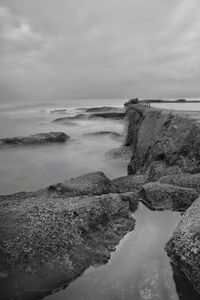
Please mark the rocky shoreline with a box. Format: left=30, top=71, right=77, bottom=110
left=1, top=100, right=200, bottom=298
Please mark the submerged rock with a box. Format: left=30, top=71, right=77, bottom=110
left=159, top=173, right=200, bottom=193
left=139, top=182, right=199, bottom=211
left=166, top=197, right=200, bottom=294
left=105, top=146, right=132, bottom=160
left=82, top=131, right=122, bottom=139
left=0, top=171, right=136, bottom=299
left=0, top=132, right=69, bottom=147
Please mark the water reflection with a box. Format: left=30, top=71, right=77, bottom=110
left=45, top=204, right=181, bottom=300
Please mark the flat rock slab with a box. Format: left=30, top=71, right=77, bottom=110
left=0, top=132, right=69, bottom=147
left=159, top=173, right=200, bottom=193
left=166, top=197, right=200, bottom=294
left=140, top=182, right=199, bottom=211
left=112, top=175, right=146, bottom=193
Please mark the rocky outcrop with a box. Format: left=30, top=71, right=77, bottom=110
left=166, top=197, right=200, bottom=294
left=0, top=132, right=69, bottom=147
left=140, top=182, right=199, bottom=211
left=0, top=172, right=138, bottom=299
left=125, top=104, right=200, bottom=176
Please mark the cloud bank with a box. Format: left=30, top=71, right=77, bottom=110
left=0, top=0, right=200, bottom=102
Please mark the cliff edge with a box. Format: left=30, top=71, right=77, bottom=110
left=125, top=104, right=200, bottom=178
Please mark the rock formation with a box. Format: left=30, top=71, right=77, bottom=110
left=125, top=104, right=200, bottom=176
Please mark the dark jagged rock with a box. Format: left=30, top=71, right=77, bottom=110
left=0, top=171, right=136, bottom=300
left=139, top=182, right=199, bottom=211
left=105, top=146, right=132, bottom=160
left=166, top=197, right=200, bottom=294
left=159, top=173, right=200, bottom=193
left=48, top=171, right=118, bottom=196
left=112, top=175, right=146, bottom=193
left=124, top=98, right=139, bottom=106
left=0, top=132, right=69, bottom=147
left=82, top=131, right=122, bottom=139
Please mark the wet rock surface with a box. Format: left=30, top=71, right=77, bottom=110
left=166, top=197, right=200, bottom=294
left=0, top=172, right=137, bottom=299
left=0, top=132, right=69, bottom=147
left=140, top=182, right=199, bottom=211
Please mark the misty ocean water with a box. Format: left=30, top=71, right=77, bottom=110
left=1, top=99, right=199, bottom=300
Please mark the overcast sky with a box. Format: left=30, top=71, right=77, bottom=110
left=0, top=0, right=200, bottom=102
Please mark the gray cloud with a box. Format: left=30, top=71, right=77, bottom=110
left=0, top=0, right=200, bottom=102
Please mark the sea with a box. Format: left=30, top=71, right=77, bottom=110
left=1, top=98, right=199, bottom=300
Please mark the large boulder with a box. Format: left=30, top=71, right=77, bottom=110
left=159, top=173, right=200, bottom=193
left=82, top=131, right=122, bottom=140
left=0, top=173, right=135, bottom=299
left=0, top=132, right=69, bottom=147
left=48, top=171, right=118, bottom=196
left=166, top=197, right=200, bottom=294
left=139, top=182, right=199, bottom=211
